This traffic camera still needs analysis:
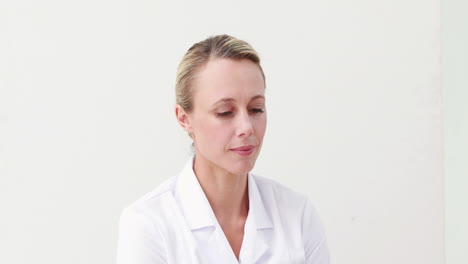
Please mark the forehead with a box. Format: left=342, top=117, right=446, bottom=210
left=192, top=58, right=265, bottom=105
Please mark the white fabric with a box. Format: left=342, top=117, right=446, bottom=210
left=117, top=157, right=330, bottom=264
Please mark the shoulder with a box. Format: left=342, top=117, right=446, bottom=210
left=251, top=173, right=317, bottom=229
left=120, top=176, right=177, bottom=221
left=251, top=173, right=326, bottom=235
left=252, top=174, right=330, bottom=262
left=118, top=175, right=179, bottom=238
left=117, top=177, right=178, bottom=264
left=252, top=174, right=309, bottom=208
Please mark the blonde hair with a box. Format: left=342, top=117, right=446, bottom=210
left=175, top=34, right=265, bottom=112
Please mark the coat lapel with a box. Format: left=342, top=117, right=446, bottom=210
left=175, top=157, right=239, bottom=263
left=174, top=157, right=281, bottom=263
left=241, top=173, right=276, bottom=262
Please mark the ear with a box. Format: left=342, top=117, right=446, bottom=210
left=175, top=104, right=193, bottom=134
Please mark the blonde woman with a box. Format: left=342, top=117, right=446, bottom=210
left=117, top=34, right=330, bottom=263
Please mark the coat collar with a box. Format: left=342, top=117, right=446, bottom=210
left=174, top=156, right=273, bottom=231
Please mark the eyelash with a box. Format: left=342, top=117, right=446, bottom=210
left=217, top=108, right=264, bottom=117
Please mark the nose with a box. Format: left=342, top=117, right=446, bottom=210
left=237, top=111, right=254, bottom=138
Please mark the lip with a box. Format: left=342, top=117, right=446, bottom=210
left=230, top=145, right=255, bottom=156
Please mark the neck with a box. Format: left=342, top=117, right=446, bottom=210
left=193, top=154, right=249, bottom=226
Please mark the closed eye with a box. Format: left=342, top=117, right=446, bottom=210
left=217, top=111, right=233, bottom=117
left=249, top=108, right=264, bottom=114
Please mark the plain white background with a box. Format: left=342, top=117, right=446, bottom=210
left=443, top=0, right=468, bottom=263
left=1, top=0, right=463, bottom=263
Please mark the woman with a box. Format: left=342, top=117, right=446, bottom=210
left=117, top=35, right=330, bottom=263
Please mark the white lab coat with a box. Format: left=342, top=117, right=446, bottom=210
left=117, top=157, right=330, bottom=263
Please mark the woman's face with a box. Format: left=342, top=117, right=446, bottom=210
left=180, top=58, right=267, bottom=176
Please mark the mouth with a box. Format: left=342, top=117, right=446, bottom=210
left=230, top=145, right=255, bottom=156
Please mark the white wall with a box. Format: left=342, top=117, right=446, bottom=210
left=0, top=0, right=443, bottom=263
left=443, top=1, right=468, bottom=264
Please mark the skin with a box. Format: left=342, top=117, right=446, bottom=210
left=175, top=58, right=267, bottom=260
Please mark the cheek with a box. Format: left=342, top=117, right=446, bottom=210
left=196, top=119, right=232, bottom=146
left=254, top=116, right=267, bottom=139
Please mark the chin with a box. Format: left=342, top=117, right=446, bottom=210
left=229, top=159, right=257, bottom=176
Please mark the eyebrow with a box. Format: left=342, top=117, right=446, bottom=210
left=213, top=95, right=265, bottom=105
